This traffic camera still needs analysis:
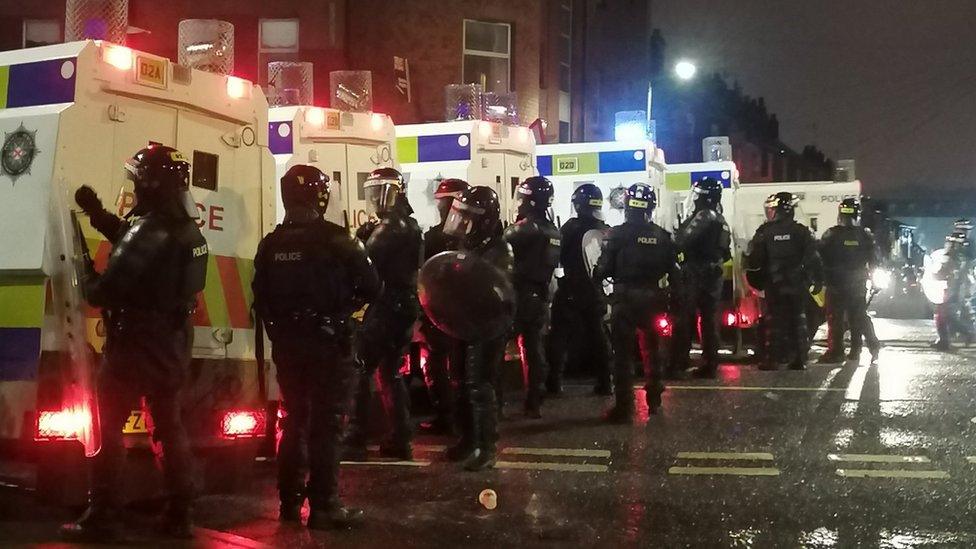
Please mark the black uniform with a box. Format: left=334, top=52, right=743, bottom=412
left=455, top=230, right=514, bottom=461
left=504, top=215, right=561, bottom=414
left=547, top=215, right=611, bottom=392
left=348, top=201, right=423, bottom=455
left=85, top=211, right=208, bottom=525
left=819, top=225, right=880, bottom=359
left=934, top=246, right=975, bottom=348
left=419, top=222, right=464, bottom=431
left=672, top=208, right=731, bottom=375
left=253, top=219, right=379, bottom=515
left=747, top=219, right=823, bottom=368
left=595, top=220, right=678, bottom=413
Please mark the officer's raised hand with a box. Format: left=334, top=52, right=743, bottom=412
left=74, top=185, right=103, bottom=216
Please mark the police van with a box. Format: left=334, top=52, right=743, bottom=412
left=0, top=40, right=275, bottom=501
left=535, top=140, right=672, bottom=229
left=269, top=105, right=397, bottom=230
left=396, top=120, right=536, bottom=229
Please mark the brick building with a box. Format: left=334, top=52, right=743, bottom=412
left=0, top=0, right=592, bottom=142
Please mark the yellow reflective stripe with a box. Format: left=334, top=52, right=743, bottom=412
left=0, top=277, right=46, bottom=328
left=628, top=199, right=648, bottom=208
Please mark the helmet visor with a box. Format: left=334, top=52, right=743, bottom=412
left=444, top=199, right=484, bottom=238
left=365, top=183, right=399, bottom=214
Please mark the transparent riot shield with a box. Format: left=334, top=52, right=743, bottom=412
left=49, top=178, right=101, bottom=457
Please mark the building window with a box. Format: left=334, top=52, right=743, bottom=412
left=462, top=20, right=511, bottom=93
left=557, top=1, right=572, bottom=141
left=559, top=121, right=570, bottom=143
left=24, top=19, right=60, bottom=48
left=259, top=19, right=300, bottom=53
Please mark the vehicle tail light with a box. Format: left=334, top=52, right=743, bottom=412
left=220, top=410, right=266, bottom=439
left=725, top=311, right=738, bottom=327
left=654, top=314, right=672, bottom=337
left=736, top=311, right=755, bottom=328
left=35, top=408, right=91, bottom=441
left=104, top=45, right=133, bottom=70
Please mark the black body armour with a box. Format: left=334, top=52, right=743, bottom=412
left=86, top=214, right=207, bottom=314
left=253, top=220, right=378, bottom=324
left=820, top=225, right=876, bottom=286
left=749, top=218, right=821, bottom=290
left=504, top=216, right=561, bottom=293
left=676, top=209, right=732, bottom=268
left=424, top=223, right=459, bottom=261
left=598, top=220, right=676, bottom=287
left=361, top=208, right=423, bottom=295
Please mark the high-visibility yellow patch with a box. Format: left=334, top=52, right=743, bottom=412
left=588, top=199, right=603, bottom=206
left=169, top=151, right=188, bottom=162
left=628, top=199, right=648, bottom=208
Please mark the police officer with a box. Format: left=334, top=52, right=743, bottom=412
left=746, top=192, right=823, bottom=370
left=932, top=232, right=975, bottom=350
left=504, top=176, right=561, bottom=418
left=419, top=178, right=469, bottom=434
left=594, top=184, right=678, bottom=423
left=671, top=177, right=731, bottom=379
left=547, top=184, right=612, bottom=395
left=253, top=165, right=379, bottom=530
left=443, top=186, right=514, bottom=470
left=61, top=146, right=208, bottom=541
left=346, top=168, right=423, bottom=460
left=817, top=198, right=881, bottom=364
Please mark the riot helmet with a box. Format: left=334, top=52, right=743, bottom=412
left=624, top=183, right=656, bottom=223
left=364, top=167, right=405, bottom=215
left=946, top=231, right=968, bottom=256
left=515, top=176, right=554, bottom=220
left=444, top=186, right=501, bottom=248
left=433, top=178, right=470, bottom=223
left=838, top=198, right=861, bottom=227
left=571, top=183, right=604, bottom=220
left=692, top=176, right=723, bottom=211
left=123, top=145, right=196, bottom=218
left=280, top=164, right=330, bottom=223
left=764, top=192, right=798, bottom=221
left=954, top=218, right=973, bottom=237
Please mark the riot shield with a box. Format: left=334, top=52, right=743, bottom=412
left=418, top=251, right=515, bottom=342
left=49, top=178, right=101, bottom=457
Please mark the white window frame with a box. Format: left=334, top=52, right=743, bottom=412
left=462, top=19, right=512, bottom=92
left=258, top=18, right=300, bottom=54
left=23, top=19, right=61, bottom=48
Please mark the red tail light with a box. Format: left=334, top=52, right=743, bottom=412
left=35, top=409, right=91, bottom=441
left=736, top=311, right=755, bottom=328
left=220, top=410, right=266, bottom=439
left=655, top=314, right=672, bottom=337
left=725, top=311, right=738, bottom=327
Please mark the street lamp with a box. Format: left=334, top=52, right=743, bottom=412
left=674, top=60, right=697, bottom=81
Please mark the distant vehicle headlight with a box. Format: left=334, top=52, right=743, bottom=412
left=871, top=268, right=892, bottom=290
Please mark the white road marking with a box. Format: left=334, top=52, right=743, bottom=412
left=494, top=461, right=608, bottom=473
left=836, top=468, right=949, bottom=479
left=676, top=452, right=775, bottom=461
left=501, top=447, right=611, bottom=458
left=340, top=460, right=431, bottom=467
left=366, top=444, right=447, bottom=453
left=664, top=385, right=845, bottom=392
left=828, top=453, right=930, bottom=463
left=668, top=466, right=780, bottom=476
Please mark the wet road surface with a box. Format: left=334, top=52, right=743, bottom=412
left=3, top=319, right=976, bottom=548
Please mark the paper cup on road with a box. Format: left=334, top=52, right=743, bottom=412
left=479, top=488, right=497, bottom=510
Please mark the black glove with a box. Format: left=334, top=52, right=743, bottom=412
left=74, top=185, right=103, bottom=216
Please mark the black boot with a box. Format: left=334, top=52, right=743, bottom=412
left=604, top=404, right=634, bottom=424
left=645, top=382, right=664, bottom=414
left=157, top=498, right=194, bottom=539
left=446, top=439, right=476, bottom=462
left=308, top=503, right=365, bottom=530
left=817, top=352, right=844, bottom=364
left=846, top=346, right=862, bottom=361
left=378, top=438, right=413, bottom=461
left=59, top=505, right=121, bottom=543
left=279, top=492, right=305, bottom=522
left=461, top=447, right=497, bottom=472
left=692, top=365, right=717, bottom=379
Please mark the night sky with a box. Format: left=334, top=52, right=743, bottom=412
left=651, top=1, right=976, bottom=196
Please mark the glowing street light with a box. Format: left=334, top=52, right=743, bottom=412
left=674, top=60, right=697, bottom=81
